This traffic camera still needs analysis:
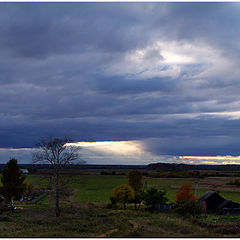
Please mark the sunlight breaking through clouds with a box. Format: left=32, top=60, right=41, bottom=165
left=179, top=155, right=240, bottom=165
left=66, top=141, right=146, bottom=156
left=104, top=40, right=222, bottom=80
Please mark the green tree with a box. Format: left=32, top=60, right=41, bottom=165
left=128, top=170, right=143, bottom=209
left=1, top=158, right=26, bottom=205
left=174, top=199, right=203, bottom=217
left=113, top=184, right=134, bottom=209
left=142, top=188, right=168, bottom=211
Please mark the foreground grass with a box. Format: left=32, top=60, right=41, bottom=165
left=4, top=173, right=240, bottom=237
left=1, top=203, right=238, bottom=238
left=199, top=213, right=240, bottom=224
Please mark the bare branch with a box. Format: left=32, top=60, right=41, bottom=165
left=32, top=136, right=83, bottom=217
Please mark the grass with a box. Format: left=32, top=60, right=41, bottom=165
left=0, top=203, right=235, bottom=237
left=17, top=194, right=50, bottom=209
left=199, top=213, right=240, bottom=224
left=69, top=175, right=127, bottom=202
left=219, top=191, right=240, bottom=202
left=21, top=174, right=240, bottom=204
left=3, top=173, right=240, bottom=237
left=65, top=175, right=195, bottom=203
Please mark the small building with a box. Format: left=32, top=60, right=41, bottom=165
left=20, top=169, right=29, bottom=174
left=156, top=204, right=172, bottom=212
left=199, top=190, right=240, bottom=213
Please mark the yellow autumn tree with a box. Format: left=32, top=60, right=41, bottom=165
left=113, top=184, right=134, bottom=209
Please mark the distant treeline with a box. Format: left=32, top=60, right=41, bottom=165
left=142, top=170, right=240, bottom=178
left=0, top=164, right=147, bottom=173
left=0, top=162, right=239, bottom=173
left=146, top=162, right=240, bottom=171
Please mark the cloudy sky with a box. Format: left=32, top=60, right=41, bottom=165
left=1, top=2, right=240, bottom=165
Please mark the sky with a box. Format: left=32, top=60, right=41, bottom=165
left=1, top=2, right=240, bottom=165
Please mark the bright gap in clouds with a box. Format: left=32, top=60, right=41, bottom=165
left=66, top=141, right=145, bottom=156
left=179, top=155, right=240, bottom=165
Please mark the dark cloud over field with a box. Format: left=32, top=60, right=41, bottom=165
left=1, top=3, right=240, bottom=164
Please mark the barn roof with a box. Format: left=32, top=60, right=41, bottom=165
left=199, top=191, right=240, bottom=211
left=217, top=199, right=229, bottom=209
left=198, top=190, right=215, bottom=201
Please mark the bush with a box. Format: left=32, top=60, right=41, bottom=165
left=110, top=196, right=117, bottom=205
left=174, top=199, right=203, bottom=217
left=142, top=188, right=168, bottom=211
left=113, top=184, right=134, bottom=209
left=176, top=182, right=197, bottom=203
left=106, top=197, right=118, bottom=209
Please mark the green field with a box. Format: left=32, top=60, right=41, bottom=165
left=2, top=173, right=240, bottom=237
left=22, top=174, right=240, bottom=204
left=24, top=174, right=192, bottom=203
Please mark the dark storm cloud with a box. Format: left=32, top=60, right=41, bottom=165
left=0, top=3, right=149, bottom=59
left=91, top=76, right=176, bottom=95
left=1, top=2, right=240, bottom=162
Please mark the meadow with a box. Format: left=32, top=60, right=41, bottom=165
left=2, top=172, right=240, bottom=237
left=22, top=173, right=240, bottom=204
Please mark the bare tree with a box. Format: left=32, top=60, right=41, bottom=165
left=32, top=136, right=82, bottom=217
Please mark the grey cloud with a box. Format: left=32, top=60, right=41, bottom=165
left=1, top=3, right=240, bottom=163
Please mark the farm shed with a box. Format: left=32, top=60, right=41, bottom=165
left=199, top=191, right=240, bottom=213
left=20, top=169, right=29, bottom=174
left=156, top=204, right=171, bottom=212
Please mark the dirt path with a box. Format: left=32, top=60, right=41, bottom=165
left=96, top=219, right=138, bottom=237
left=129, top=220, right=139, bottom=231
left=68, top=188, right=78, bottom=203
left=96, top=228, right=118, bottom=238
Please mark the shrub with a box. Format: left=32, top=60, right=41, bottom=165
left=110, top=196, right=117, bottom=205
left=176, top=182, right=197, bottom=203
left=107, top=197, right=118, bottom=209
left=113, top=184, right=134, bottom=209
left=174, top=199, right=203, bottom=217
left=142, top=188, right=168, bottom=211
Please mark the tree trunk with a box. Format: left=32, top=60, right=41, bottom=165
left=11, top=197, right=14, bottom=212
left=55, top=172, right=60, bottom=217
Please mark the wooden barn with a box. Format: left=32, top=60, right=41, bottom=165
left=199, top=191, right=240, bottom=213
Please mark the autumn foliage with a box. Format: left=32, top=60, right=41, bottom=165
left=128, top=170, right=143, bottom=194
left=113, top=184, right=134, bottom=209
left=176, top=182, right=197, bottom=203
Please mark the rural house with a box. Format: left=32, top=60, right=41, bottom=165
left=20, top=169, right=29, bottom=174
left=199, top=191, right=240, bottom=214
